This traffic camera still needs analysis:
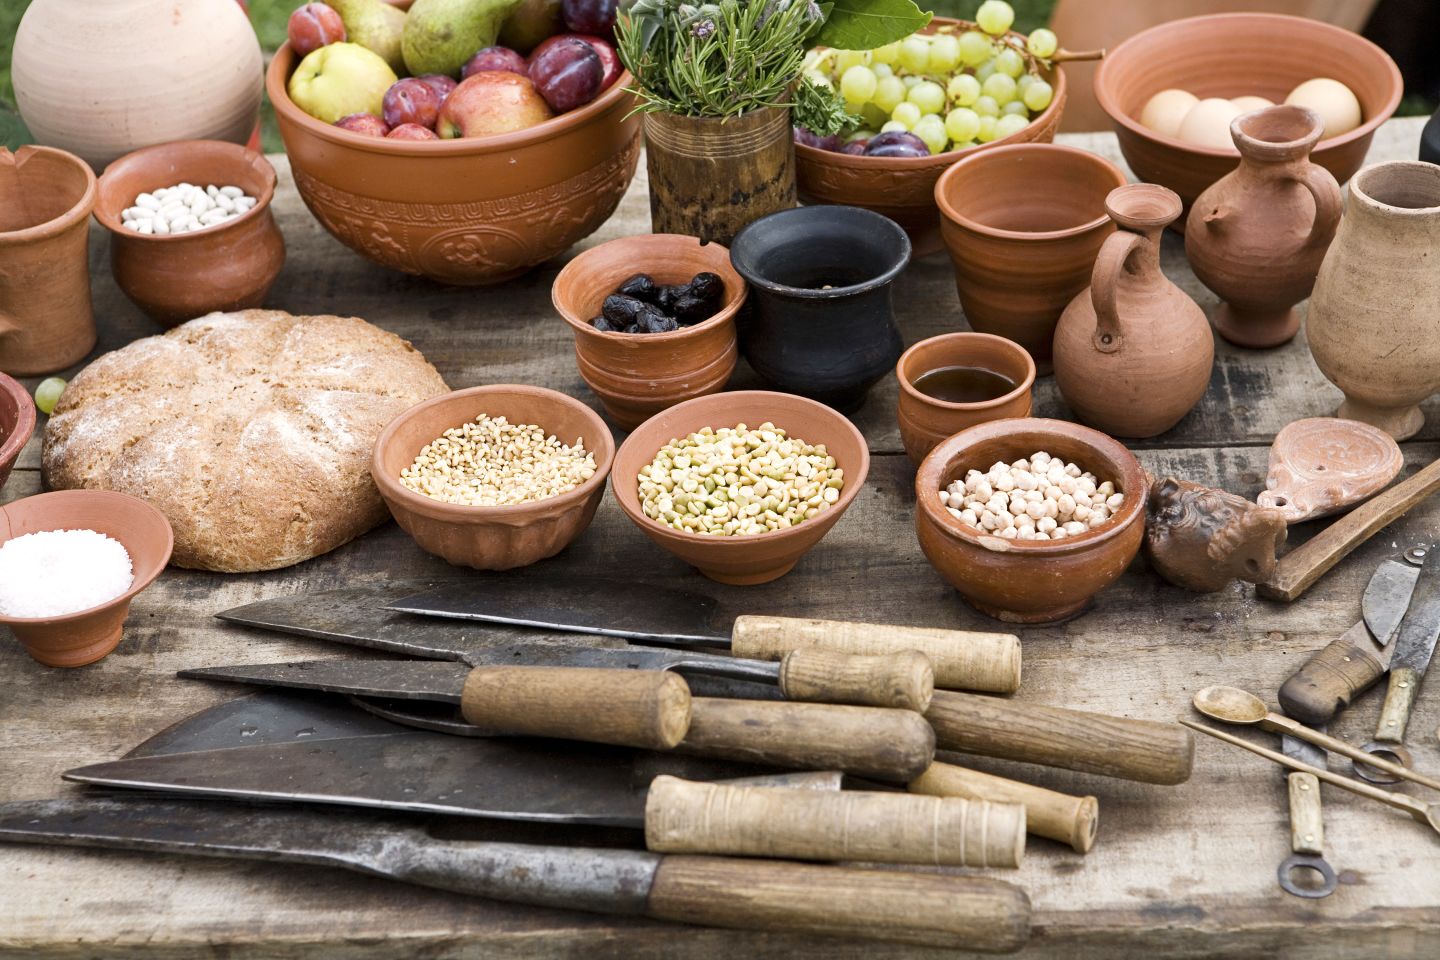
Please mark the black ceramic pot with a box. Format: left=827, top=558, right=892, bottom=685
left=730, top=206, right=910, bottom=412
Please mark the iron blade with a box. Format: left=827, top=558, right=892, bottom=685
left=180, top=660, right=473, bottom=704
left=1363, top=552, right=1426, bottom=647
left=1389, top=543, right=1440, bottom=676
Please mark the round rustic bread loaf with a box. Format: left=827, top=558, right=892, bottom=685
left=42, top=310, right=449, bottom=572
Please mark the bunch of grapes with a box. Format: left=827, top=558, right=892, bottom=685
left=799, top=0, right=1059, bottom=158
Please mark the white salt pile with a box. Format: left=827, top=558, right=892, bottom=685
left=0, top=529, right=134, bottom=618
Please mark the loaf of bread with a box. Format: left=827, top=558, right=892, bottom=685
left=42, top=310, right=449, bottom=572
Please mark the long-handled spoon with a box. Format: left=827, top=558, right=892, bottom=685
left=1179, top=719, right=1440, bottom=834
left=1192, top=685, right=1440, bottom=793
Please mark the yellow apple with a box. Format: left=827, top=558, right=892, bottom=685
left=287, top=42, right=398, bottom=124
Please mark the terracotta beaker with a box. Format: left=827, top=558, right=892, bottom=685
left=0, top=145, right=97, bottom=376
left=1308, top=161, right=1440, bottom=440
left=1185, top=106, right=1342, bottom=348
left=1053, top=184, right=1214, bottom=438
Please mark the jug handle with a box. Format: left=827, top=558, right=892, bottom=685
left=1090, top=231, right=1146, bottom=355
left=1295, top=166, right=1342, bottom=250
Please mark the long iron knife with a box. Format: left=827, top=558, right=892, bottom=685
left=0, top=797, right=1032, bottom=951
left=1277, top=733, right=1336, bottom=898
left=1364, top=547, right=1427, bottom=645
left=1372, top=541, right=1440, bottom=747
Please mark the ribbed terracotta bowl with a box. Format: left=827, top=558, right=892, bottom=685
left=896, top=332, right=1035, bottom=465
left=795, top=18, right=1068, bottom=257
left=1094, top=12, right=1401, bottom=211
left=915, top=418, right=1146, bottom=623
left=266, top=43, right=640, bottom=286
left=0, top=372, right=36, bottom=492
left=553, top=234, right=747, bottom=429
left=612, top=390, right=869, bottom=585
left=0, top=489, right=173, bottom=667
left=372, top=385, right=615, bottom=570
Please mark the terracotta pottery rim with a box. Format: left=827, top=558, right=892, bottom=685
left=1107, top=182, right=1182, bottom=231
left=371, top=384, right=616, bottom=524
left=1230, top=105, right=1324, bottom=160
left=0, top=489, right=173, bottom=624
left=934, top=143, right=1128, bottom=241
left=0, top=372, right=37, bottom=471
left=552, top=234, right=748, bottom=344
left=612, top=390, right=870, bottom=546
left=896, top=333, right=1037, bottom=413
left=915, top=417, right=1146, bottom=555
left=0, top=144, right=97, bottom=247
left=266, top=42, right=636, bottom=157
left=730, top=206, right=911, bottom=299
left=1349, top=160, right=1440, bottom=217
left=92, top=140, right=278, bottom=242
left=1094, top=12, right=1402, bottom=158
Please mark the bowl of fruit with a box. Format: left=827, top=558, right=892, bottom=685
left=266, top=0, right=640, bottom=285
left=1093, top=12, right=1401, bottom=212
left=793, top=2, right=1077, bottom=256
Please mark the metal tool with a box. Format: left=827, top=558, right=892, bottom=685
left=0, top=797, right=1032, bottom=951
left=1361, top=542, right=1440, bottom=778
left=1277, top=734, right=1336, bottom=899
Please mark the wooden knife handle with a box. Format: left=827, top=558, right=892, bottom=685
left=461, top=667, right=692, bottom=751
left=1374, top=666, right=1422, bottom=744
left=926, top=691, right=1194, bottom=785
left=681, top=698, right=935, bottom=782
left=731, top=615, right=1021, bottom=694
left=1277, top=628, right=1390, bottom=726
left=645, top=775, right=1024, bottom=868
left=1288, top=772, right=1323, bottom=856
left=646, top=856, right=1032, bottom=952
left=778, top=649, right=934, bottom=712
left=909, top=761, right=1099, bottom=854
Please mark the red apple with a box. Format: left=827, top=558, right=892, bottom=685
left=417, top=74, right=458, bottom=107
left=462, top=46, right=529, bottom=79
left=333, top=113, right=389, bottom=136
left=382, top=77, right=441, bottom=129
left=529, top=33, right=620, bottom=90
left=288, top=3, right=346, bottom=59
left=387, top=123, right=440, bottom=140
left=436, top=71, right=555, bottom=139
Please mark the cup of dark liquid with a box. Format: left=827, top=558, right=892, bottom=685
left=896, top=332, right=1036, bottom=464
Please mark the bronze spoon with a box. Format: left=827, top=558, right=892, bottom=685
left=1192, top=685, right=1440, bottom=792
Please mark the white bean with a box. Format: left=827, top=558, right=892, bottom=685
left=221, top=185, right=244, bottom=198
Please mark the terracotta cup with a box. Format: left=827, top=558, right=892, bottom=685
left=0, top=372, right=37, bottom=492
left=895, top=333, right=1036, bottom=465
left=611, top=390, right=869, bottom=585
left=94, top=140, right=284, bottom=327
left=553, top=234, right=747, bottom=429
left=371, top=385, right=616, bottom=570
left=915, top=418, right=1147, bottom=624
left=935, top=144, right=1127, bottom=374
left=0, top=145, right=97, bottom=376
left=0, top=490, right=174, bottom=667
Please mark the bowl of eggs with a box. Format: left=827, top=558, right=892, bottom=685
left=1094, top=12, right=1401, bottom=211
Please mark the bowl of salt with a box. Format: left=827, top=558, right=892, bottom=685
left=0, top=490, right=173, bottom=667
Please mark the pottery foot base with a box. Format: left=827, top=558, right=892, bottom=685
left=695, top=560, right=798, bottom=586
left=964, top=595, right=1092, bottom=625
left=18, top=626, right=124, bottom=668
left=1213, top=303, right=1299, bottom=349
left=1335, top=398, right=1425, bottom=442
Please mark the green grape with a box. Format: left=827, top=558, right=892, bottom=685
left=947, top=73, right=981, bottom=106
left=952, top=140, right=977, bottom=150
left=872, top=41, right=902, bottom=65
left=1002, top=99, right=1029, bottom=117
left=891, top=101, right=923, bottom=128
left=880, top=120, right=910, bottom=134
left=976, top=114, right=999, bottom=142
left=850, top=129, right=877, bottom=142
left=873, top=75, right=907, bottom=113
left=975, top=60, right=996, bottom=83
left=902, top=75, right=921, bottom=89
left=1022, top=78, right=1054, bottom=112
left=995, top=47, right=1025, bottom=78
left=928, top=33, right=961, bottom=73
left=1027, top=28, right=1058, bottom=59
left=973, top=95, right=1000, bottom=118
left=861, top=102, right=889, bottom=128
left=840, top=65, right=878, bottom=104
left=835, top=49, right=870, bottom=73
left=906, top=79, right=946, bottom=115
left=1016, top=73, right=1036, bottom=93
left=945, top=107, right=981, bottom=143
left=995, top=113, right=1029, bottom=138
left=34, top=377, right=66, bottom=416
left=872, top=63, right=894, bottom=79
left=957, top=30, right=993, bottom=67
left=898, top=35, right=931, bottom=73
left=975, top=0, right=1014, bottom=36
left=913, top=114, right=948, bottom=154
left=982, top=72, right=1017, bottom=105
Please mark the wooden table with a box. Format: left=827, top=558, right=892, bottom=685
left=3, top=117, right=1438, bottom=959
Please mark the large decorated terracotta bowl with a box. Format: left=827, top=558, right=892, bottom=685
left=266, top=43, right=640, bottom=286
left=1094, top=12, right=1401, bottom=212
left=795, top=17, right=1068, bottom=257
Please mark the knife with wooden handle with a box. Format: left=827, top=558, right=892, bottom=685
left=909, top=761, right=1099, bottom=854
left=1278, top=620, right=1394, bottom=726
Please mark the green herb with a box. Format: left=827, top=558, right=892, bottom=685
left=792, top=76, right=859, bottom=137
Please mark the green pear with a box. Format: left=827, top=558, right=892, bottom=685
left=330, top=0, right=409, bottom=77
left=403, top=0, right=524, bottom=78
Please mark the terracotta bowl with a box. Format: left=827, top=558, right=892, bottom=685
left=1094, top=12, right=1402, bottom=212
left=553, top=235, right=747, bottom=429
left=612, top=391, right=869, bottom=585
left=0, top=372, right=37, bottom=493
left=0, top=489, right=173, bottom=667
left=266, top=44, right=641, bottom=286
left=935, top=143, right=1127, bottom=373
left=795, top=18, right=1068, bottom=257
left=915, top=418, right=1146, bottom=624
left=896, top=333, right=1036, bottom=465
left=372, top=385, right=616, bottom=570
left=94, top=140, right=284, bottom=327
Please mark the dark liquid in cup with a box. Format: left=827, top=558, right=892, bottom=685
left=912, top=365, right=1016, bottom=403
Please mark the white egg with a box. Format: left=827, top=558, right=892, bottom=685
left=1177, top=97, right=1245, bottom=149
left=1139, top=88, right=1198, bottom=138
left=1285, top=78, right=1362, bottom=140
left=1230, top=95, right=1274, bottom=113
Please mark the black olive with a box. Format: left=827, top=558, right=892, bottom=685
left=637, top=305, right=679, bottom=334
left=685, top=272, right=724, bottom=302
left=602, top=294, right=648, bottom=326
left=617, top=273, right=659, bottom=303
left=671, top=294, right=714, bottom=325
left=654, top=284, right=683, bottom=313
left=591, top=315, right=618, bottom=332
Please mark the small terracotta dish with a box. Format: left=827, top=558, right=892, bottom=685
left=372, top=385, right=615, bottom=570
left=0, top=489, right=173, bottom=667
left=611, top=390, right=869, bottom=585
left=915, top=418, right=1147, bottom=623
left=1257, top=417, right=1403, bottom=524
left=0, top=372, right=37, bottom=492
left=553, top=234, right=746, bottom=429
left=896, top=333, right=1036, bottom=465
left=94, top=140, right=284, bottom=327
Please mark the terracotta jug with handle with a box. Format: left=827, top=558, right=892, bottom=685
left=1053, top=184, right=1214, bottom=439
left=1185, top=105, right=1342, bottom=349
